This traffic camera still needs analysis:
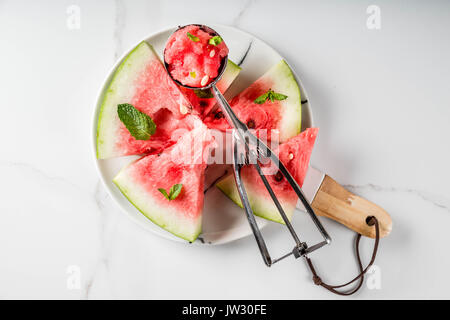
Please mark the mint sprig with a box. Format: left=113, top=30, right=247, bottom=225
left=187, top=32, right=200, bottom=42
left=117, top=103, right=156, bottom=140
left=208, top=36, right=223, bottom=46
left=158, top=184, right=183, bottom=201
left=254, top=89, right=288, bottom=104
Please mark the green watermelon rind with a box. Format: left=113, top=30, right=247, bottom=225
left=220, top=60, right=241, bottom=88
left=96, top=41, right=159, bottom=159
left=216, top=175, right=295, bottom=224
left=113, top=163, right=202, bottom=242
left=267, top=60, right=302, bottom=142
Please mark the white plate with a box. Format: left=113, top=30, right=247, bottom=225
left=91, top=24, right=313, bottom=245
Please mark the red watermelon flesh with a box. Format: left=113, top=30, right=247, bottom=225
left=205, top=81, right=280, bottom=131
left=116, top=109, right=199, bottom=156
left=130, top=56, right=191, bottom=118
left=113, top=119, right=216, bottom=242
left=115, top=58, right=193, bottom=156
left=216, top=128, right=318, bottom=224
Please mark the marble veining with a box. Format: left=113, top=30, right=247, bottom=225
left=233, top=0, right=256, bottom=27
left=0, top=161, right=83, bottom=192
left=237, top=40, right=253, bottom=67
left=83, top=182, right=109, bottom=299
left=113, top=0, right=126, bottom=61
left=345, top=183, right=450, bottom=213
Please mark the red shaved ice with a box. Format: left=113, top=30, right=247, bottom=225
left=164, top=25, right=229, bottom=87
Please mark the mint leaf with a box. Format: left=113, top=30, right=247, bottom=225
left=158, top=184, right=183, bottom=201
left=272, top=92, right=288, bottom=101
left=208, top=36, right=223, bottom=46
left=254, top=92, right=270, bottom=104
left=169, top=184, right=183, bottom=200
left=254, top=89, right=288, bottom=104
left=117, top=103, right=156, bottom=140
left=158, top=188, right=170, bottom=200
left=187, top=32, right=199, bottom=42
left=117, top=104, right=156, bottom=140
left=194, top=89, right=214, bottom=99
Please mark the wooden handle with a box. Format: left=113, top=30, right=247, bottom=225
left=311, top=175, right=392, bottom=238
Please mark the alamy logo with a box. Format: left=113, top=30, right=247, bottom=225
left=366, top=265, right=382, bottom=290
left=366, top=5, right=381, bottom=30
left=66, top=265, right=81, bottom=290
left=66, top=5, right=81, bottom=30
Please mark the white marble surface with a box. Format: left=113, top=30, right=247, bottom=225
left=1, top=0, right=450, bottom=299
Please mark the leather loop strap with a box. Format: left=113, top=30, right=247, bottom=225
left=305, top=216, right=380, bottom=296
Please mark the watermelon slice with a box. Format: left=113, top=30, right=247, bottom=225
left=97, top=41, right=240, bottom=159
left=113, top=117, right=215, bottom=242
left=204, top=60, right=302, bottom=143
left=97, top=41, right=194, bottom=159
left=216, top=128, right=318, bottom=224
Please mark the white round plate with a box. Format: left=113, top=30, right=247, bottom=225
left=92, top=24, right=312, bottom=245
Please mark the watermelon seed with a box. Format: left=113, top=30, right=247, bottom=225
left=201, top=75, right=209, bottom=86
left=289, top=153, right=294, bottom=160
left=214, top=111, right=224, bottom=119
left=274, top=170, right=284, bottom=182
left=180, top=104, right=189, bottom=115
left=210, top=50, right=216, bottom=58
left=246, top=119, right=256, bottom=129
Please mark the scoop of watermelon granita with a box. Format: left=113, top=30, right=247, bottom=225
left=164, top=25, right=229, bottom=88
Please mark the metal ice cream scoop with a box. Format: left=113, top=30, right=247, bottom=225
left=163, top=24, right=331, bottom=267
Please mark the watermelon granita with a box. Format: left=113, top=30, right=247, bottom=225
left=216, top=128, right=318, bottom=224
left=204, top=60, right=302, bottom=143
left=164, top=25, right=229, bottom=88
left=96, top=41, right=240, bottom=159
left=113, top=118, right=216, bottom=242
